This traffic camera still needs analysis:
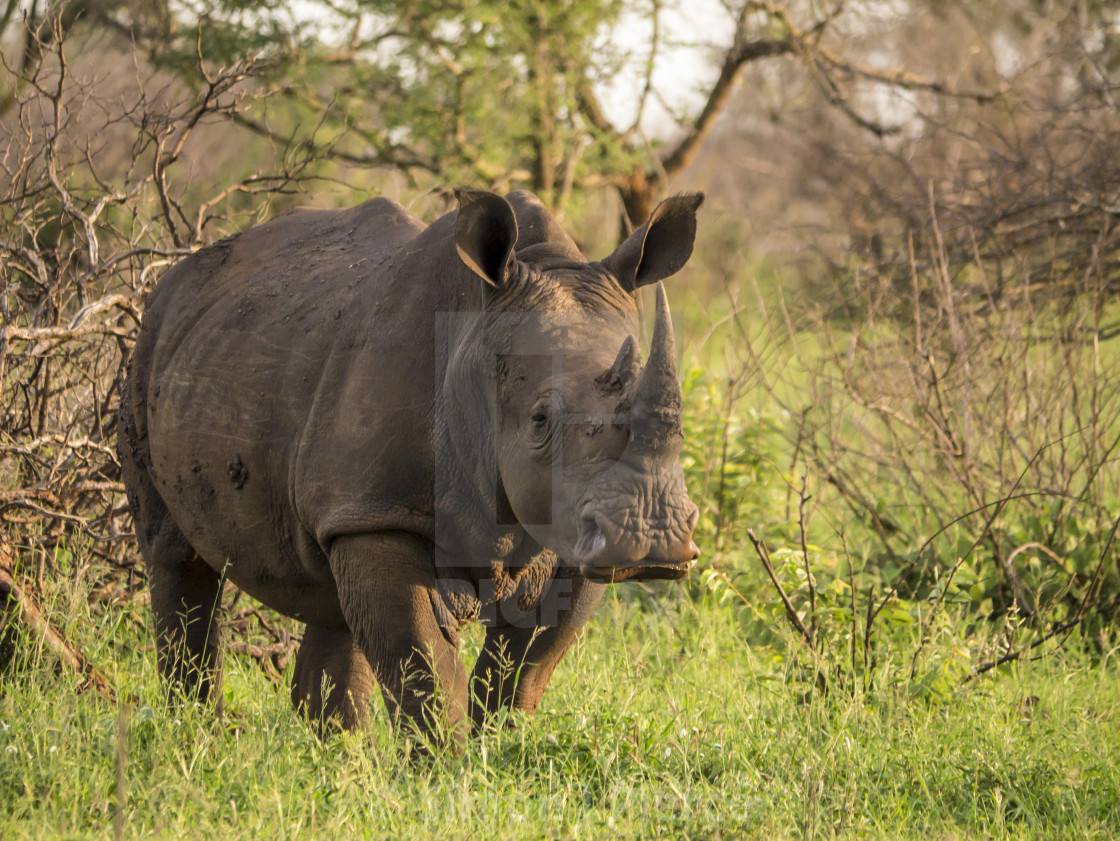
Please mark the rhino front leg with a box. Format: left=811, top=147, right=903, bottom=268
left=291, top=625, right=376, bottom=730
left=329, top=533, right=468, bottom=748
left=470, top=573, right=604, bottom=729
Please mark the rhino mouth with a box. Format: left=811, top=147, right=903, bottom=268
left=574, top=513, right=698, bottom=583
left=580, top=560, right=695, bottom=583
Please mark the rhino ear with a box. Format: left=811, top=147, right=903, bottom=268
left=455, top=189, right=518, bottom=288
left=602, top=193, right=704, bottom=291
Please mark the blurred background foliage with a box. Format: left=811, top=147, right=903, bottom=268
left=2, top=0, right=1119, bottom=697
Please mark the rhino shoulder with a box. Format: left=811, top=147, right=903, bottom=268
left=505, top=190, right=581, bottom=256
left=351, top=196, right=423, bottom=226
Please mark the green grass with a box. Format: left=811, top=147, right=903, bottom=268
left=3, top=255, right=1118, bottom=838
left=2, top=581, right=1118, bottom=840
left=4, top=294, right=1118, bottom=838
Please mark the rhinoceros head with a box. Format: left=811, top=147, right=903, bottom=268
left=447, top=190, right=703, bottom=582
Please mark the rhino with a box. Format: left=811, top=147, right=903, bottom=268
left=118, top=189, right=703, bottom=746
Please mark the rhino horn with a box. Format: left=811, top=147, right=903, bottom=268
left=629, top=282, right=682, bottom=448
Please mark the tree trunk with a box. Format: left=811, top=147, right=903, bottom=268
left=619, top=166, right=658, bottom=237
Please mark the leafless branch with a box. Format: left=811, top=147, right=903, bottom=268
left=1, top=540, right=116, bottom=700
left=747, top=528, right=815, bottom=651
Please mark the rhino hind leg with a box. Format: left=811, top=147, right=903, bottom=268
left=149, top=544, right=225, bottom=709
left=129, top=477, right=224, bottom=708
left=118, top=397, right=224, bottom=709
left=291, top=625, right=375, bottom=730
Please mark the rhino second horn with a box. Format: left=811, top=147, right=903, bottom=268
left=610, top=335, right=640, bottom=386
left=630, top=282, right=683, bottom=445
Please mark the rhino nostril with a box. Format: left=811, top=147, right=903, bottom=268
left=592, top=512, right=622, bottom=548
left=590, top=528, right=606, bottom=556
left=688, top=540, right=700, bottom=561
left=576, top=514, right=609, bottom=562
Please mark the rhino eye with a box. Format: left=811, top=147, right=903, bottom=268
left=528, top=394, right=560, bottom=450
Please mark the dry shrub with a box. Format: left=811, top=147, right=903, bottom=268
left=742, top=5, right=1120, bottom=634
left=0, top=26, right=315, bottom=590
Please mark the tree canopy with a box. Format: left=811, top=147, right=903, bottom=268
left=3, top=0, right=1004, bottom=232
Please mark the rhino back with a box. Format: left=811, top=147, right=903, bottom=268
left=132, top=198, right=451, bottom=621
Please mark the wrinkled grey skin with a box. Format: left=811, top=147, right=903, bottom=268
left=118, top=189, right=703, bottom=746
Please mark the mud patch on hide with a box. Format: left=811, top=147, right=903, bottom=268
left=227, top=455, right=249, bottom=489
